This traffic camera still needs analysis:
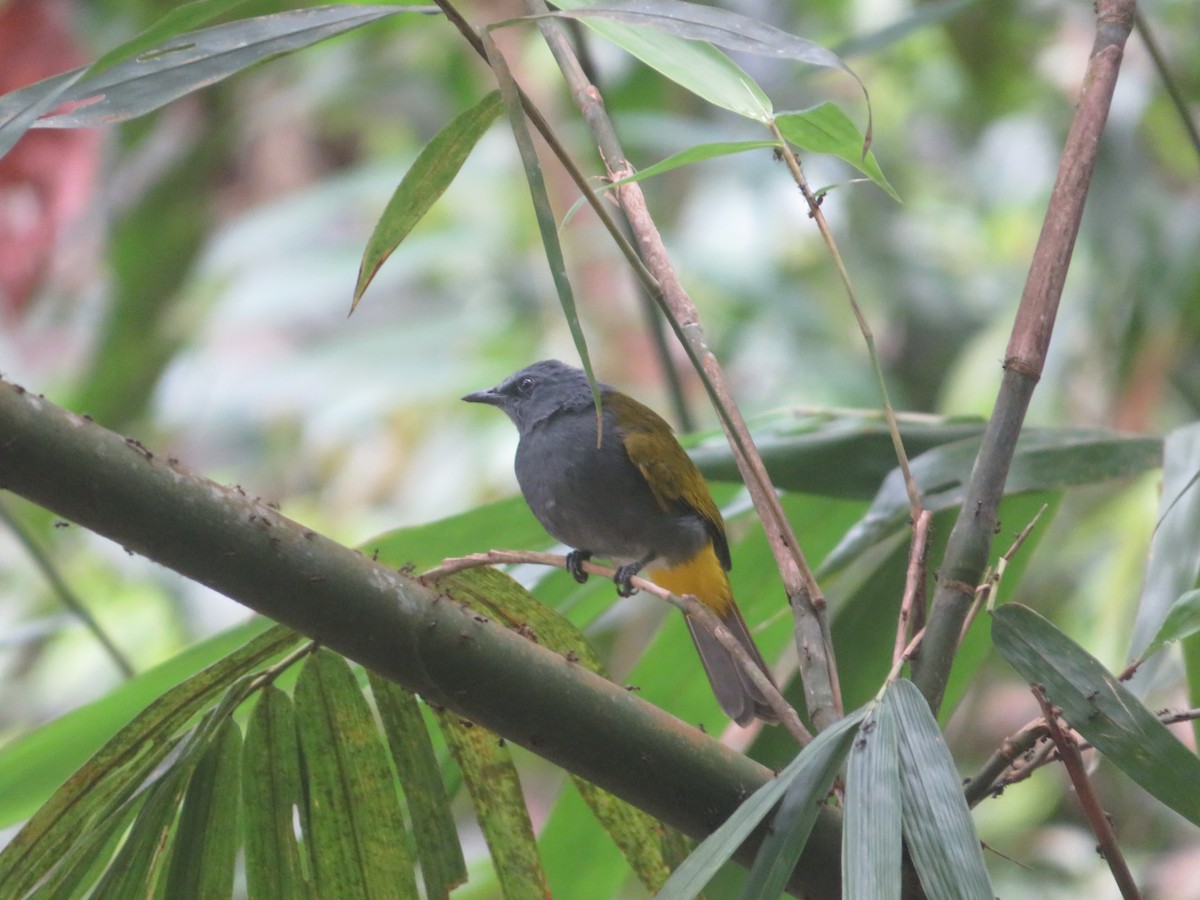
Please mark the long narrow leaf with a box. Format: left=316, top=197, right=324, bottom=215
left=0, top=616, right=276, bottom=829
left=436, top=567, right=683, bottom=891
left=890, top=680, right=992, bottom=900
left=352, top=91, right=503, bottom=310
left=740, top=709, right=862, bottom=899
left=843, top=699, right=901, bottom=900
left=35, top=6, right=418, bottom=128
left=822, top=428, right=1162, bottom=577
left=482, top=30, right=597, bottom=394
left=294, top=650, right=418, bottom=899
left=993, top=603, right=1200, bottom=826
left=368, top=674, right=468, bottom=899
left=162, top=716, right=243, bottom=898
left=0, top=624, right=300, bottom=895
left=435, top=711, right=552, bottom=899
left=0, top=71, right=83, bottom=161
left=659, top=707, right=867, bottom=899
left=242, top=686, right=309, bottom=900
left=1128, top=422, right=1200, bottom=667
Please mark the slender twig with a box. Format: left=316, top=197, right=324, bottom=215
left=422, top=549, right=814, bottom=746
left=1134, top=9, right=1200, bottom=164
left=0, top=499, right=135, bottom=678
left=1032, top=685, right=1142, bottom=899
left=912, top=0, right=1138, bottom=714
left=963, top=715, right=1051, bottom=806
left=893, top=510, right=933, bottom=670
left=968, top=705, right=1200, bottom=804
left=768, top=120, right=923, bottom=524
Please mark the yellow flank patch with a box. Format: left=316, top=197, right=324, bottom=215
left=646, top=543, right=733, bottom=617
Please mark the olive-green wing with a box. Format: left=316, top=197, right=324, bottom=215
left=605, top=391, right=731, bottom=570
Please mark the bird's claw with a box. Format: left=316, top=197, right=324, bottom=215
left=566, top=550, right=592, bottom=584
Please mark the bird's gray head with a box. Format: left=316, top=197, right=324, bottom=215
left=462, top=359, right=599, bottom=433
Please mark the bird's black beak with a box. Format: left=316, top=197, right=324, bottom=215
left=462, top=387, right=502, bottom=406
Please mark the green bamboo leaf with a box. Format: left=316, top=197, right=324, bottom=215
left=27, top=798, right=143, bottom=899
left=689, top=410, right=987, bottom=500
left=739, top=710, right=863, bottom=900
left=889, top=680, right=992, bottom=900
left=775, top=103, right=898, bottom=200
left=294, top=649, right=418, bottom=899
left=434, top=567, right=684, bottom=892
left=822, top=428, right=1162, bottom=577
left=0, top=71, right=83, bottom=161
left=843, top=700, right=901, bottom=900
left=993, top=604, right=1200, bottom=826
left=243, top=686, right=310, bottom=900
left=1128, top=422, right=1200, bottom=666
left=368, top=674, right=468, bottom=899
left=87, top=0, right=254, bottom=78
left=658, top=707, right=867, bottom=899
left=88, top=761, right=192, bottom=898
left=1136, top=589, right=1200, bottom=664
left=551, top=0, right=771, bottom=121
left=352, top=91, right=504, bottom=310
left=36, top=6, right=415, bottom=128
left=435, top=711, right=551, bottom=899
left=91, top=702, right=243, bottom=897
left=562, top=140, right=781, bottom=225
left=0, top=616, right=277, bottom=829
left=482, top=29, right=597, bottom=398
left=162, top=716, right=244, bottom=899
left=0, top=624, right=300, bottom=895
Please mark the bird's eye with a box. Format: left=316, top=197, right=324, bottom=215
left=517, top=377, right=536, bottom=395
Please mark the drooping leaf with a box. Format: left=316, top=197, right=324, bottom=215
left=739, top=709, right=862, bottom=900
left=162, top=715, right=243, bottom=899
left=993, top=603, right=1200, bottom=827
left=368, top=673, right=468, bottom=899
left=1127, top=422, right=1200, bottom=670
left=658, top=707, right=867, bottom=899
left=0, top=624, right=300, bottom=895
left=0, top=616, right=277, bottom=829
left=352, top=91, right=504, bottom=310
left=889, top=680, right=992, bottom=900
left=294, top=649, right=418, bottom=899
left=843, top=699, right=901, bottom=900
left=482, top=29, right=597, bottom=400
left=242, top=685, right=309, bottom=900
left=435, top=711, right=551, bottom=899
left=433, top=566, right=687, bottom=892
left=0, top=71, right=83, bottom=162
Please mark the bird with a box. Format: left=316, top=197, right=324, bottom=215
left=463, top=359, right=778, bottom=726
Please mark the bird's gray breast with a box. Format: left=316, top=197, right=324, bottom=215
left=514, top=408, right=706, bottom=564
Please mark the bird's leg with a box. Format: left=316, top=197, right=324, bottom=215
left=565, top=549, right=593, bottom=584
left=613, top=552, right=656, bottom=598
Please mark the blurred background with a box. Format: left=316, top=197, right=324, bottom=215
left=0, top=0, right=1197, bottom=895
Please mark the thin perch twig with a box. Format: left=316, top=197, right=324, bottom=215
left=1032, top=685, right=1142, bottom=900
left=422, top=549, right=814, bottom=746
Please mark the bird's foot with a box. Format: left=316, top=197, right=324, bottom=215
left=565, top=550, right=593, bottom=584
left=613, top=561, right=644, bottom=598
